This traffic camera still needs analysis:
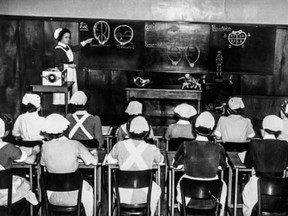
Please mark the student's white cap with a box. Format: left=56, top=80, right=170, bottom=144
left=69, top=91, right=87, bottom=105
left=195, top=111, right=215, bottom=130
left=22, top=93, right=41, bottom=108
left=129, top=116, right=149, bottom=134
left=228, top=97, right=245, bottom=110
left=125, top=101, right=143, bottom=115
left=41, top=113, right=70, bottom=134
left=174, top=103, right=197, bottom=119
left=262, top=115, right=283, bottom=132
left=0, top=119, right=5, bottom=138
left=54, top=28, right=62, bottom=40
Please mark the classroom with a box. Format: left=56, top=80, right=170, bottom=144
left=0, top=1, right=288, bottom=216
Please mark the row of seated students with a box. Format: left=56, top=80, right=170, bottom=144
left=1, top=90, right=288, bottom=216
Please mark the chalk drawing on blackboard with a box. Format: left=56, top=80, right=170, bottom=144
left=226, top=30, right=250, bottom=48
left=114, top=25, right=134, bottom=46
left=167, top=46, right=182, bottom=66
left=185, top=45, right=200, bottom=68
left=93, top=21, right=110, bottom=45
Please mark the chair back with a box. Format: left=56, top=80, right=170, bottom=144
left=167, top=138, right=194, bottom=151
left=76, top=139, right=99, bottom=149
left=0, top=170, right=13, bottom=215
left=15, top=139, right=43, bottom=147
left=179, top=178, right=223, bottom=216
left=40, top=172, right=83, bottom=216
left=257, top=177, right=288, bottom=216
left=112, top=169, right=153, bottom=216
left=223, top=142, right=250, bottom=152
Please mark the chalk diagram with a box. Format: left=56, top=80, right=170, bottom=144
left=93, top=21, right=110, bottom=45
left=185, top=45, right=200, bottom=68
left=113, top=25, right=134, bottom=46
left=167, top=46, right=182, bottom=66
left=226, top=30, right=250, bottom=48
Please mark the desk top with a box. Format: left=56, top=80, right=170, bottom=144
left=31, top=81, right=74, bottom=93
left=226, top=152, right=248, bottom=169
left=126, top=88, right=202, bottom=100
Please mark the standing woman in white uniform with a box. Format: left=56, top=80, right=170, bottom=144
left=53, top=28, right=93, bottom=105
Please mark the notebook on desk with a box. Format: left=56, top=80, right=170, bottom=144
left=102, top=126, right=113, bottom=136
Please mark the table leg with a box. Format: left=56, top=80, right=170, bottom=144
left=157, top=165, right=161, bottom=216
left=171, top=168, right=175, bottom=216
left=234, top=168, right=239, bottom=216
left=108, top=165, right=112, bottom=216
left=94, top=166, right=97, bottom=216
left=97, top=165, right=102, bottom=216
left=65, top=92, right=68, bottom=115
left=227, top=165, right=233, bottom=208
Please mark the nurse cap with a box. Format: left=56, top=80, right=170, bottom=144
left=262, top=115, right=283, bottom=133
left=228, top=97, right=245, bottom=110
left=174, top=103, right=197, bottom=119
left=41, top=113, right=70, bottom=134
left=69, top=91, right=87, bottom=105
left=22, top=93, right=41, bottom=108
left=54, top=28, right=63, bottom=40
left=125, top=101, right=143, bottom=115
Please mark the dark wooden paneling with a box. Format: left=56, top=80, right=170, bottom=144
left=0, top=20, right=19, bottom=116
left=19, top=20, right=44, bottom=87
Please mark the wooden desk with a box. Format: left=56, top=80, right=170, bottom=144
left=78, top=149, right=106, bottom=216
left=31, top=81, right=74, bottom=115
left=126, top=88, right=202, bottom=113
left=226, top=152, right=252, bottom=216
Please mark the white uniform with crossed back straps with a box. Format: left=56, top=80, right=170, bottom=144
left=68, top=113, right=93, bottom=139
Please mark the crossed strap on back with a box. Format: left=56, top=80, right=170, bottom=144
left=121, top=139, right=149, bottom=170
left=68, top=114, right=93, bottom=139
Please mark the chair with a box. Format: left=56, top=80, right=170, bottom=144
left=167, top=138, right=194, bottom=151
left=179, top=178, right=223, bottom=216
left=15, top=139, right=43, bottom=148
left=76, top=139, right=99, bottom=149
left=222, top=142, right=250, bottom=152
left=0, top=169, right=29, bottom=216
left=251, top=176, right=288, bottom=216
left=112, top=169, right=154, bottom=216
left=40, top=171, right=84, bottom=216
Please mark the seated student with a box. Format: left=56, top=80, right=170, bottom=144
left=117, top=100, right=155, bottom=141
left=173, top=111, right=227, bottom=216
left=164, top=103, right=197, bottom=140
left=66, top=91, right=104, bottom=148
left=0, top=114, right=39, bottom=206
left=12, top=93, right=45, bottom=141
left=214, top=97, right=255, bottom=143
left=40, top=113, right=98, bottom=216
left=242, top=115, right=288, bottom=216
left=278, top=100, right=288, bottom=141
left=108, top=115, right=164, bottom=216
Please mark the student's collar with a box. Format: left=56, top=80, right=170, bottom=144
left=75, top=110, right=89, bottom=115
left=196, top=135, right=208, bottom=141
left=263, top=134, right=276, bottom=140
left=176, top=119, right=191, bottom=125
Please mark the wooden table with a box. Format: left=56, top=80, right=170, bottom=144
left=226, top=152, right=252, bottom=216
left=126, top=88, right=202, bottom=113
left=31, top=81, right=74, bottom=115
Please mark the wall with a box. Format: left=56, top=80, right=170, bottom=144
left=1, top=0, right=288, bottom=25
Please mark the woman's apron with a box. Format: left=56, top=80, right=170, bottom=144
left=53, top=45, right=78, bottom=105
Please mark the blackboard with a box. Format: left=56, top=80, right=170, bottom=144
left=209, top=24, right=276, bottom=74
left=144, top=22, right=210, bottom=73
left=78, top=20, right=144, bottom=71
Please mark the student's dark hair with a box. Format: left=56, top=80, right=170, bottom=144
left=26, top=103, right=38, bottom=113
left=227, top=107, right=244, bottom=115
left=57, top=28, right=71, bottom=41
